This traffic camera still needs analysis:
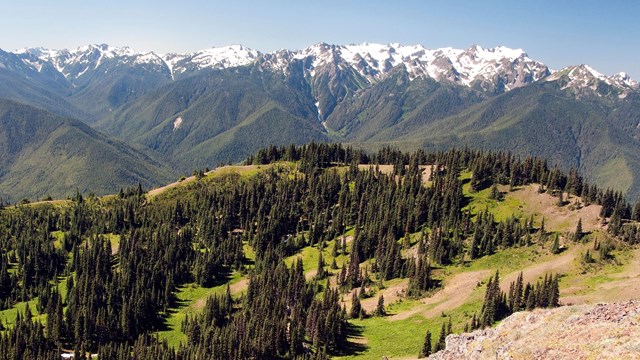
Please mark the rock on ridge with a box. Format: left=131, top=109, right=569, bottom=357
left=429, top=301, right=640, bottom=359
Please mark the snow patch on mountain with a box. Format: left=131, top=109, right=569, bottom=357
left=173, top=116, right=183, bottom=130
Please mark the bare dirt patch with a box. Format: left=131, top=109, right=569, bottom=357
left=358, top=164, right=394, bottom=175
left=419, top=165, right=434, bottom=184
left=192, top=297, right=207, bottom=311
left=360, top=279, right=409, bottom=313
left=230, top=278, right=249, bottom=295
left=357, top=164, right=433, bottom=185
left=510, top=186, right=603, bottom=233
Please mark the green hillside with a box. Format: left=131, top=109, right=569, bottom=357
left=338, top=84, right=640, bottom=200
left=0, top=99, right=173, bottom=202
left=1, top=144, right=638, bottom=358
left=97, top=68, right=328, bottom=171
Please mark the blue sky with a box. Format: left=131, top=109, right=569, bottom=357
left=1, top=0, right=638, bottom=78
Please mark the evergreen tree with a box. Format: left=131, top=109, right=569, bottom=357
left=317, top=251, right=326, bottom=279
left=419, top=329, right=432, bottom=358
left=573, top=218, right=583, bottom=241
left=374, top=294, right=386, bottom=317
left=434, top=322, right=447, bottom=352
left=551, top=234, right=560, bottom=254
left=350, top=290, right=362, bottom=319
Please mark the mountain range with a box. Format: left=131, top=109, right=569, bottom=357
left=1, top=42, right=639, bottom=201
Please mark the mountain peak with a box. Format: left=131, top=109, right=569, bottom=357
left=546, top=64, right=638, bottom=98
left=162, top=44, right=260, bottom=78
left=612, top=71, right=639, bottom=89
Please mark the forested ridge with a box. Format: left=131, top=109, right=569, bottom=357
left=1, top=143, right=639, bottom=359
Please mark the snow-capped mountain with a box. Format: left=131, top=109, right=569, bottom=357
left=546, top=64, right=639, bottom=99
left=6, top=41, right=636, bottom=128
left=16, top=44, right=168, bottom=79
left=163, top=45, right=260, bottom=79
left=8, top=42, right=635, bottom=98
left=14, top=44, right=261, bottom=81
left=264, top=43, right=550, bottom=93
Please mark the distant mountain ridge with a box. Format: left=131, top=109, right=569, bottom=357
left=1, top=42, right=640, bottom=200
left=11, top=42, right=637, bottom=91
left=8, top=42, right=637, bottom=123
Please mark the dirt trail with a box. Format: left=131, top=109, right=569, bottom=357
left=147, top=177, right=196, bottom=197
left=24, top=199, right=69, bottom=207
left=500, top=244, right=585, bottom=291
left=389, top=244, right=586, bottom=322
left=562, top=247, right=640, bottom=305
left=190, top=278, right=249, bottom=311
left=390, top=270, right=491, bottom=321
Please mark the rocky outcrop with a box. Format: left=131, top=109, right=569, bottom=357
left=429, top=301, right=640, bottom=359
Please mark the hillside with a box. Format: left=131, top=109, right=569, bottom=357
left=0, top=99, right=173, bottom=202
left=96, top=67, right=328, bottom=170
left=397, top=85, right=640, bottom=199
left=1, top=145, right=639, bottom=359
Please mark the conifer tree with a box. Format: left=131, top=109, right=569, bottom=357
left=551, top=234, right=560, bottom=254
left=375, top=294, right=386, bottom=317
left=317, top=251, right=326, bottom=279
left=573, top=218, right=583, bottom=241
left=434, top=322, right=447, bottom=352
left=419, top=329, right=432, bottom=358
left=350, top=290, right=362, bottom=319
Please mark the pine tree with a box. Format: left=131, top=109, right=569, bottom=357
left=316, top=251, right=326, bottom=280
left=434, top=322, right=446, bottom=352
left=350, top=290, right=362, bottom=319
left=374, top=294, right=386, bottom=317
left=489, top=183, right=502, bottom=201
left=556, top=190, right=564, bottom=206
left=418, top=329, right=432, bottom=358
left=551, top=234, right=560, bottom=254
left=549, top=275, right=560, bottom=307
left=573, top=218, right=583, bottom=241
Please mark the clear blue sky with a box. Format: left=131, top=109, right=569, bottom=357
left=1, top=0, right=638, bottom=78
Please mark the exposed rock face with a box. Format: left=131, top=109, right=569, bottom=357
left=429, top=301, right=640, bottom=359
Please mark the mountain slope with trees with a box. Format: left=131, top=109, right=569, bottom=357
left=1, top=144, right=639, bottom=359
left=0, top=99, right=173, bottom=202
